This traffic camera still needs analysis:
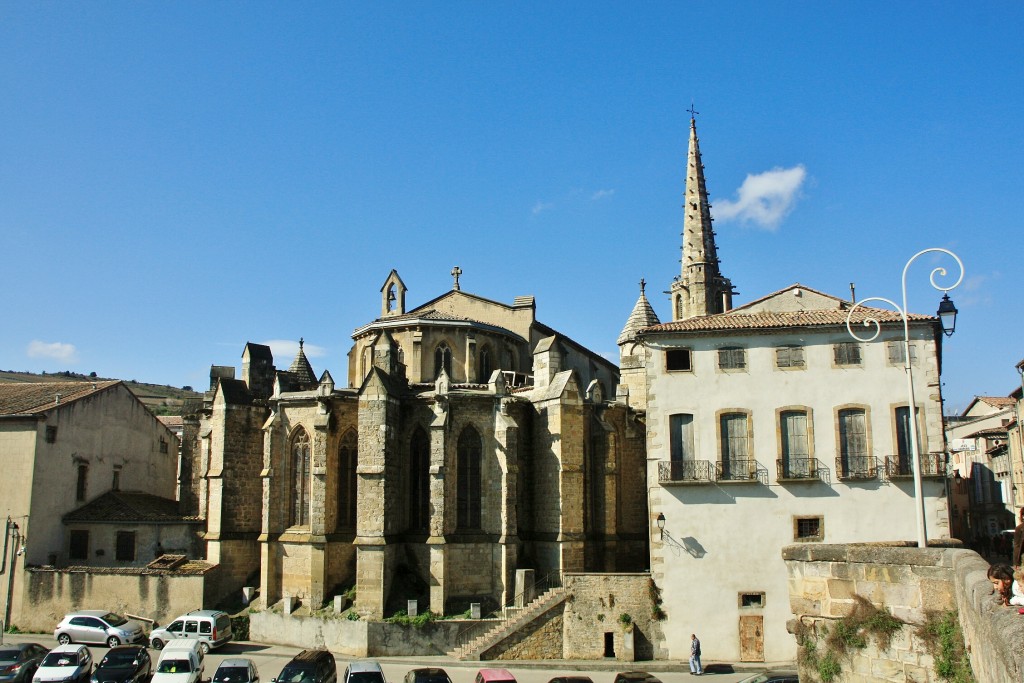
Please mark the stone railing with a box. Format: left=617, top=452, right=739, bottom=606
left=783, top=543, right=1024, bottom=682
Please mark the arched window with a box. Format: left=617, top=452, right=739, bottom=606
left=409, top=428, right=430, bottom=531
left=479, top=346, right=492, bottom=382
left=290, top=428, right=311, bottom=527
left=434, top=342, right=453, bottom=378
left=337, top=429, right=357, bottom=530
left=457, top=426, right=482, bottom=530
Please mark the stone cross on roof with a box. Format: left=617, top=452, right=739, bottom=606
left=451, top=266, right=462, bottom=291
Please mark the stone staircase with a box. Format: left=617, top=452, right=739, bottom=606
left=448, top=587, right=569, bottom=660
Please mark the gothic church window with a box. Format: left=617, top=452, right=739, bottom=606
left=479, top=346, right=492, bottom=382
left=291, top=428, right=311, bottom=528
left=337, top=429, right=357, bottom=530
left=409, top=428, right=430, bottom=531
left=435, top=343, right=453, bottom=379
left=457, top=426, right=482, bottom=530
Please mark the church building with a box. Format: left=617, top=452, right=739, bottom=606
left=187, top=271, right=649, bottom=618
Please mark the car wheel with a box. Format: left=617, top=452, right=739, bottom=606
left=57, top=633, right=72, bottom=645
left=198, top=641, right=210, bottom=655
left=107, top=636, right=121, bottom=648
left=151, top=639, right=164, bottom=650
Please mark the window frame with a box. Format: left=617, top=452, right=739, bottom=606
left=69, top=529, right=89, bottom=561
left=115, top=530, right=136, bottom=562
left=290, top=427, right=311, bottom=528
left=886, top=340, right=918, bottom=367
left=665, top=349, right=693, bottom=372
left=456, top=426, right=483, bottom=530
left=775, top=345, right=805, bottom=369
left=717, top=347, right=747, bottom=371
left=793, top=515, right=824, bottom=542
left=833, top=342, right=863, bottom=367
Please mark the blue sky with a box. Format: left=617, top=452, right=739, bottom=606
left=2, top=3, right=1021, bottom=413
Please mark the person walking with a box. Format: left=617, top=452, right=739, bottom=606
left=689, top=633, right=703, bottom=675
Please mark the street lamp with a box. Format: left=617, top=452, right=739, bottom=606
left=846, top=248, right=964, bottom=548
left=656, top=512, right=666, bottom=541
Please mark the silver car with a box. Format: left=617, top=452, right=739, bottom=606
left=54, top=611, right=146, bottom=647
left=213, top=659, right=260, bottom=683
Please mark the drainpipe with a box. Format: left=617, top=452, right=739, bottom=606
left=0, top=518, right=10, bottom=575
left=3, top=523, right=20, bottom=632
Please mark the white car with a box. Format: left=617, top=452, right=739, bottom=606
left=32, top=645, right=92, bottom=683
left=151, top=641, right=204, bottom=683
left=53, top=611, right=146, bottom=647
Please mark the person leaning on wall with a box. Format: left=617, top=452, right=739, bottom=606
left=1013, top=508, right=1024, bottom=569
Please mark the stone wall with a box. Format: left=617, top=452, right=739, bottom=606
left=249, top=610, right=463, bottom=656
left=14, top=566, right=217, bottom=632
left=489, top=605, right=564, bottom=661
left=562, top=573, right=657, bottom=661
left=784, top=544, right=1024, bottom=682
left=951, top=549, right=1024, bottom=681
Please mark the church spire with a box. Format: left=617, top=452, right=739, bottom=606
left=618, top=278, right=661, bottom=345
left=669, top=113, right=735, bottom=321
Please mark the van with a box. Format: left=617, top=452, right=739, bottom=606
left=151, top=641, right=204, bottom=683
left=150, top=610, right=233, bottom=654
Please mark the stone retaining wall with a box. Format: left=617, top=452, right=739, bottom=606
left=951, top=549, right=1024, bottom=681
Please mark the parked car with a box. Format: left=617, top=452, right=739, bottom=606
left=212, top=659, right=260, bottom=683
left=149, top=610, right=233, bottom=653
left=546, top=678, right=593, bottom=683
left=151, top=641, right=204, bottom=683
left=342, top=662, right=384, bottom=683
left=0, top=644, right=48, bottom=683
left=32, top=645, right=92, bottom=683
left=612, top=673, right=662, bottom=683
left=736, top=672, right=800, bottom=683
left=474, top=670, right=516, bottom=683
left=54, top=611, right=147, bottom=647
left=90, top=646, right=151, bottom=683
left=403, top=669, right=451, bottom=683
left=273, top=651, right=337, bottom=683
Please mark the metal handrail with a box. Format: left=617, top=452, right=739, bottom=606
left=835, top=455, right=879, bottom=480
left=884, top=452, right=946, bottom=478
left=777, top=457, right=817, bottom=480
left=658, top=460, right=714, bottom=483
left=716, top=458, right=760, bottom=481
left=453, top=569, right=563, bottom=651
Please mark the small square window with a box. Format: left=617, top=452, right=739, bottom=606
left=718, top=347, right=746, bottom=370
left=160, top=438, right=169, bottom=454
left=739, top=592, right=765, bottom=608
left=834, top=343, right=862, bottom=366
left=886, top=341, right=918, bottom=366
left=666, top=349, right=693, bottom=371
left=45, top=426, right=58, bottom=443
left=776, top=346, right=805, bottom=368
left=794, top=515, right=824, bottom=542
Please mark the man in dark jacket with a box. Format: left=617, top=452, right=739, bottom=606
left=689, top=633, right=703, bottom=675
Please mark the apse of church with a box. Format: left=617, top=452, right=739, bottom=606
left=190, top=272, right=648, bottom=618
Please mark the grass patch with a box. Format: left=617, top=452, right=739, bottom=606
left=917, top=611, right=975, bottom=682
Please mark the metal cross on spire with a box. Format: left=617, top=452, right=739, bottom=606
left=640, top=278, right=646, bottom=294
left=687, top=103, right=699, bottom=120
left=451, top=266, right=462, bottom=291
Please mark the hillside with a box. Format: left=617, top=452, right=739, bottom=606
left=0, top=369, right=203, bottom=416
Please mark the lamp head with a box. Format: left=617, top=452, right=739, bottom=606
left=937, top=294, right=958, bottom=337
left=656, top=512, right=666, bottom=530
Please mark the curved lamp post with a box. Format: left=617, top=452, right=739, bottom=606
left=846, top=248, right=964, bottom=548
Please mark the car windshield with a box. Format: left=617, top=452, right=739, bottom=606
left=101, top=651, right=139, bottom=667
left=349, top=673, right=384, bottom=683
left=41, top=654, right=79, bottom=668
left=214, top=666, right=251, bottom=683
left=279, top=667, right=313, bottom=683
left=417, top=675, right=450, bottom=683
left=0, top=651, right=19, bottom=664
left=101, top=613, right=128, bottom=627
left=157, top=660, right=192, bottom=674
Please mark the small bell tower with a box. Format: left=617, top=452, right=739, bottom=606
left=380, top=269, right=407, bottom=317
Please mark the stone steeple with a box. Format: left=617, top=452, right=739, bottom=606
left=288, top=338, right=317, bottom=386
left=669, top=115, right=735, bottom=321
left=618, top=279, right=661, bottom=345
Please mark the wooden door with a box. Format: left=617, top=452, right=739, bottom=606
left=739, top=615, right=764, bottom=662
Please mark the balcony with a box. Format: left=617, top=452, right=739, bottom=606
left=835, top=455, right=880, bottom=481
left=777, top=458, right=831, bottom=484
left=716, top=458, right=769, bottom=485
left=658, top=460, right=715, bottom=485
left=884, top=452, right=947, bottom=479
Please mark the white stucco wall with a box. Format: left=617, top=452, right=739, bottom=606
left=645, top=323, right=948, bottom=663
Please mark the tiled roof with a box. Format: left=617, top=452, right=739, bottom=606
left=218, top=378, right=253, bottom=405
left=63, top=491, right=203, bottom=524
left=976, top=396, right=1017, bottom=408
left=0, top=381, right=120, bottom=415
left=641, top=306, right=933, bottom=335
left=967, top=426, right=1009, bottom=439
left=375, top=308, right=478, bottom=324
left=288, top=344, right=317, bottom=386
left=158, top=415, right=183, bottom=428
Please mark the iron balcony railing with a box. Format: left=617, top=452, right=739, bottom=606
left=716, top=458, right=769, bottom=484
left=835, top=455, right=880, bottom=480
left=777, top=457, right=831, bottom=483
left=884, top=452, right=947, bottom=478
left=658, top=460, right=715, bottom=484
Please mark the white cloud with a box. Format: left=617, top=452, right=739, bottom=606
left=532, top=201, right=555, bottom=215
left=262, top=339, right=328, bottom=361
left=713, top=165, right=807, bottom=230
left=591, top=189, right=615, bottom=200
left=27, top=340, right=79, bottom=363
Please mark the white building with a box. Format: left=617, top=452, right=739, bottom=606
left=619, top=117, right=950, bottom=662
